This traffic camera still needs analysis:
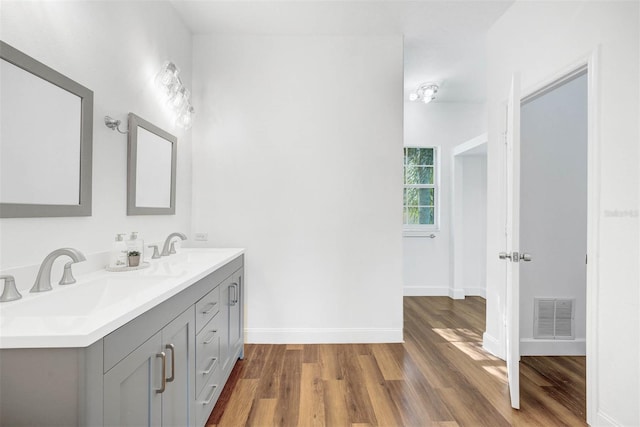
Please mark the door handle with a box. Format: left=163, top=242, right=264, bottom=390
left=519, top=253, right=532, bottom=262
left=499, top=251, right=532, bottom=262
left=156, top=351, right=167, bottom=393
left=229, top=283, right=238, bottom=306
left=498, top=252, right=512, bottom=260
left=165, top=343, right=175, bottom=383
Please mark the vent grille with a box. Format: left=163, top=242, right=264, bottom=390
left=534, top=298, right=575, bottom=340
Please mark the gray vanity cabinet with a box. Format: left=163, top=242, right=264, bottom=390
left=103, top=307, right=195, bottom=427
left=0, top=255, right=244, bottom=427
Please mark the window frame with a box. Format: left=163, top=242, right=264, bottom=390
left=403, top=146, right=440, bottom=236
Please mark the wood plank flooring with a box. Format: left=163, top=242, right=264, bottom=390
left=207, top=297, right=586, bottom=426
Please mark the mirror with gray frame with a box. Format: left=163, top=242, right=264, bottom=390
left=127, top=113, right=177, bottom=215
left=0, top=41, right=93, bottom=218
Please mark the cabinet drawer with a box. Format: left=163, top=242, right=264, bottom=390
left=195, top=313, right=221, bottom=395
left=195, top=380, right=221, bottom=427
left=195, top=285, right=220, bottom=333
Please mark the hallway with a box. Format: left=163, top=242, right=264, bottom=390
left=207, top=296, right=586, bottom=426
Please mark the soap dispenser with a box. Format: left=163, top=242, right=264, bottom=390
left=109, top=233, right=128, bottom=268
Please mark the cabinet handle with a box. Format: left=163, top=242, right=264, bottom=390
left=201, top=302, right=217, bottom=314
left=202, top=357, right=217, bottom=375
left=201, top=384, right=218, bottom=405
left=203, top=330, right=217, bottom=344
left=156, top=352, right=167, bottom=393
left=165, top=343, right=175, bottom=383
left=230, top=283, right=238, bottom=306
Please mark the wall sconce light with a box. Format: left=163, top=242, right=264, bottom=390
left=155, top=61, right=195, bottom=129
left=409, top=83, right=439, bottom=104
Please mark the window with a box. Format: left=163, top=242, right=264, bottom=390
left=403, top=147, right=438, bottom=234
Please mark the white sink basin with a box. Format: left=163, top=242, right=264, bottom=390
left=1, top=276, right=169, bottom=318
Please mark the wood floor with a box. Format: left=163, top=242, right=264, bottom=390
left=207, top=297, right=586, bottom=426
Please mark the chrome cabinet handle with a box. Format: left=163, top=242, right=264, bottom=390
left=203, top=330, right=218, bottom=344
left=165, top=344, right=175, bottom=383
left=156, top=351, right=167, bottom=393
left=201, top=385, right=218, bottom=405
left=201, top=302, right=217, bottom=314
left=202, top=357, right=217, bottom=375
left=230, top=283, right=239, bottom=305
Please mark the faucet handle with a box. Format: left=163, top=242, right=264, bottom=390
left=59, top=262, right=78, bottom=286
left=0, top=275, right=22, bottom=302
left=148, top=245, right=161, bottom=259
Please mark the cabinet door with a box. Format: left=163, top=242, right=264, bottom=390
left=228, top=270, right=243, bottom=360
left=104, top=332, right=163, bottom=427
left=219, top=277, right=231, bottom=371
left=162, top=307, right=195, bottom=427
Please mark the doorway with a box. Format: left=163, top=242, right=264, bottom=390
left=452, top=134, right=488, bottom=300
left=500, top=62, right=595, bottom=413
left=519, top=69, right=588, bottom=356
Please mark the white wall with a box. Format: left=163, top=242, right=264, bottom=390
left=0, top=1, right=193, bottom=290
left=191, top=35, right=404, bottom=343
left=520, top=72, right=587, bottom=355
left=403, top=102, right=486, bottom=296
left=485, top=2, right=639, bottom=425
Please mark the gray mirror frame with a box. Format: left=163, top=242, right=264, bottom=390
left=127, top=113, right=177, bottom=215
left=0, top=41, right=93, bottom=218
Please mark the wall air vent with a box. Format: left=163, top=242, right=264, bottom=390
left=534, top=298, right=575, bottom=340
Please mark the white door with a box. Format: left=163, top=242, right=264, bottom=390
left=500, top=72, right=523, bottom=410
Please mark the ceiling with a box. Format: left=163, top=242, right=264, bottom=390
left=169, top=0, right=514, bottom=103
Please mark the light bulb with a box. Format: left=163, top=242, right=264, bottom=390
left=409, top=93, right=419, bottom=101
left=155, top=61, right=180, bottom=96
left=168, top=86, right=190, bottom=112
left=176, top=105, right=195, bottom=129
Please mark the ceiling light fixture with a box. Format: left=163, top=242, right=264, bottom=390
left=410, top=83, right=439, bottom=104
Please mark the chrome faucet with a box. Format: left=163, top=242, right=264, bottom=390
left=161, top=232, right=187, bottom=256
left=30, top=248, right=87, bottom=293
left=0, top=275, right=22, bottom=302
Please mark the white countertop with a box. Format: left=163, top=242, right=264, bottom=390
left=0, top=248, right=244, bottom=349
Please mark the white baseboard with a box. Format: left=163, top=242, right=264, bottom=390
left=403, top=286, right=450, bottom=296
left=403, top=286, right=486, bottom=299
left=464, top=287, right=486, bottom=298
left=483, top=332, right=504, bottom=359
left=595, top=410, right=623, bottom=426
left=450, top=288, right=466, bottom=299
left=520, top=338, right=586, bottom=356
left=245, top=328, right=404, bottom=344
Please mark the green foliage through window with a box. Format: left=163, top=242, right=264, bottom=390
left=403, top=147, right=436, bottom=227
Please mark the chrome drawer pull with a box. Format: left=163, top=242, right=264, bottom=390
left=201, top=384, right=218, bottom=405
left=203, top=330, right=217, bottom=344
left=201, top=302, right=217, bottom=314
left=156, top=352, right=166, bottom=393
left=202, top=357, right=217, bottom=375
